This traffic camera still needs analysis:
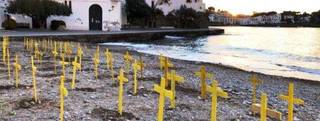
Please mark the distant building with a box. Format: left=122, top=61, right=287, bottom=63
left=144, top=0, right=206, bottom=15
left=209, top=13, right=237, bottom=25
left=238, top=12, right=281, bottom=25
left=1, top=0, right=123, bottom=31
left=281, top=11, right=300, bottom=24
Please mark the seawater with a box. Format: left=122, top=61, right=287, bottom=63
left=102, top=27, right=320, bottom=81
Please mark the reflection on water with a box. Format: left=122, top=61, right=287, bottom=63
left=103, top=27, right=320, bottom=81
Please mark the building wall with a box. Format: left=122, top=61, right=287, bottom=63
left=0, top=0, right=8, bottom=29
left=47, top=0, right=122, bottom=31
left=1, top=0, right=122, bottom=31
left=145, top=0, right=206, bottom=15
left=1, top=0, right=33, bottom=29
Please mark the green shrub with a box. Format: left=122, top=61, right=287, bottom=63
left=50, top=20, right=66, bottom=30
left=1, top=19, right=17, bottom=30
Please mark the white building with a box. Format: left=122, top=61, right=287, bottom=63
left=1, top=0, right=123, bottom=31
left=238, top=13, right=281, bottom=25
left=144, top=0, right=206, bottom=15
left=0, top=0, right=33, bottom=29
left=208, top=14, right=237, bottom=25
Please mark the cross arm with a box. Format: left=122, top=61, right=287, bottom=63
left=279, top=95, right=304, bottom=105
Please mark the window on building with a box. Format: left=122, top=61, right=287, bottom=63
left=151, top=1, right=155, bottom=8
left=186, top=0, right=192, bottom=3
left=64, top=0, right=67, bottom=6
left=69, top=1, right=72, bottom=10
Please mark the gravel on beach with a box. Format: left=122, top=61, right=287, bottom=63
left=0, top=40, right=319, bottom=121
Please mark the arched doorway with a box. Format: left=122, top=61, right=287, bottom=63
left=89, top=4, right=102, bottom=30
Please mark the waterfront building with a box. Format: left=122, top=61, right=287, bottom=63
left=1, top=0, right=123, bottom=31
left=209, top=13, right=237, bottom=25
left=144, top=0, right=206, bottom=15
left=0, top=0, right=33, bottom=29
left=238, top=12, right=281, bottom=25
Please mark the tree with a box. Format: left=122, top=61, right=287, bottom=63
left=311, top=10, right=320, bottom=24
left=7, top=0, right=72, bottom=28
left=125, top=0, right=152, bottom=26
left=167, top=6, right=208, bottom=28
left=206, top=6, right=215, bottom=14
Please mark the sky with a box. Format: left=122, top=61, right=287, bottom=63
left=203, top=0, right=320, bottom=15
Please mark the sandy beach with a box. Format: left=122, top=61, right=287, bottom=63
left=0, top=40, right=319, bottom=121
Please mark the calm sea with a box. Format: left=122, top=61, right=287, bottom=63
left=103, top=27, right=320, bottom=81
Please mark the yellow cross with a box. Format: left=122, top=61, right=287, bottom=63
left=71, top=57, right=81, bottom=89
left=154, top=77, right=174, bottom=121
left=66, top=42, right=73, bottom=62
left=7, top=48, right=11, bottom=80
left=132, top=60, right=142, bottom=95
left=123, top=51, right=133, bottom=73
left=60, top=54, right=69, bottom=76
left=34, top=43, right=43, bottom=64
left=77, top=43, right=83, bottom=71
left=260, top=93, right=268, bottom=121
left=250, top=74, right=262, bottom=104
left=59, top=75, right=68, bottom=121
left=138, top=56, right=145, bottom=78
left=251, top=93, right=282, bottom=120
left=117, top=69, right=128, bottom=116
left=93, top=46, right=100, bottom=79
left=207, top=81, right=229, bottom=121
left=14, top=54, right=22, bottom=88
left=195, top=66, right=214, bottom=99
left=162, top=57, right=173, bottom=87
left=52, top=41, right=58, bottom=74
left=31, top=56, right=38, bottom=102
left=2, top=37, right=8, bottom=64
left=104, top=48, right=111, bottom=70
left=159, top=54, right=173, bottom=71
left=109, top=52, right=115, bottom=81
left=279, top=82, right=304, bottom=121
left=167, top=70, right=184, bottom=109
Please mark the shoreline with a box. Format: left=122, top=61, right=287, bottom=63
left=0, top=40, right=319, bottom=120
left=103, top=43, right=320, bottom=83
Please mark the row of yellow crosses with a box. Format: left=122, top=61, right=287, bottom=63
left=2, top=37, right=304, bottom=121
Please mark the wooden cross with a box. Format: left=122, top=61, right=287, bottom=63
left=7, top=48, right=11, bottom=80
left=279, top=82, right=304, bottom=121
left=260, top=93, right=268, bottom=121
left=207, top=81, right=229, bottom=121
left=162, top=57, right=173, bottom=87
left=14, top=54, right=22, bottom=88
left=109, top=52, right=115, bottom=81
left=59, top=75, right=68, bottom=121
left=60, top=54, right=69, bottom=76
left=2, top=37, right=8, bottom=64
left=93, top=46, right=100, bottom=79
left=159, top=55, right=173, bottom=71
left=117, top=69, right=128, bottom=116
left=77, top=43, right=83, bottom=71
left=52, top=41, right=58, bottom=74
left=250, top=74, right=262, bottom=104
left=167, top=70, right=184, bottom=109
left=132, top=60, right=142, bottom=95
left=104, top=48, right=110, bottom=70
left=31, top=56, right=38, bottom=102
left=195, top=66, right=214, bottom=99
left=71, top=57, right=81, bottom=89
left=123, top=51, right=133, bottom=73
left=138, top=55, right=145, bottom=78
left=251, top=93, right=282, bottom=120
left=154, top=77, right=174, bottom=121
